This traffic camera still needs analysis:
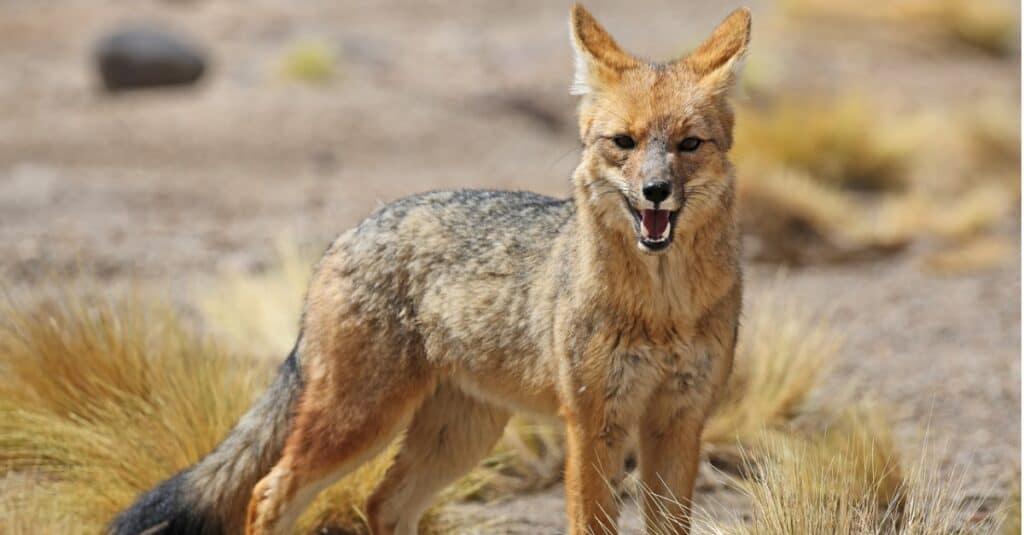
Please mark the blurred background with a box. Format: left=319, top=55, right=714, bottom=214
left=2, top=0, right=1019, bottom=284
left=0, top=0, right=1019, bottom=533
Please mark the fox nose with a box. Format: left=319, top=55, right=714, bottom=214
left=642, top=180, right=672, bottom=204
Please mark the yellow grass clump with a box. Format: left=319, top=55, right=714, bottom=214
left=0, top=472, right=82, bottom=534
left=781, top=0, right=1016, bottom=57
left=0, top=290, right=269, bottom=533
left=731, top=95, right=923, bottom=264
left=699, top=405, right=1002, bottom=535
left=703, top=288, right=841, bottom=447
left=966, top=106, right=1021, bottom=177
left=734, top=97, right=915, bottom=193
left=737, top=169, right=892, bottom=263
left=734, top=95, right=1018, bottom=266
left=923, top=236, right=1015, bottom=276
left=743, top=177, right=1017, bottom=266
left=1002, top=480, right=1021, bottom=535
left=899, top=0, right=1017, bottom=57
left=0, top=286, right=491, bottom=534
left=963, top=105, right=1023, bottom=204
left=200, top=238, right=313, bottom=360
left=278, top=38, right=341, bottom=84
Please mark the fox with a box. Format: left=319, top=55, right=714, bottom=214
left=111, top=4, right=749, bottom=535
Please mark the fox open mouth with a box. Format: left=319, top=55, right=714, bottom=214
left=630, top=207, right=680, bottom=252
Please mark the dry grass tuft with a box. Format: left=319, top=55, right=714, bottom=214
left=781, top=0, right=1017, bottom=57
left=734, top=97, right=1018, bottom=266
left=0, top=286, right=488, bottom=534
left=1002, top=480, right=1021, bottom=535
left=902, top=0, right=1017, bottom=57
left=737, top=169, right=906, bottom=264
left=0, top=290, right=269, bottom=533
left=734, top=10, right=1018, bottom=267
left=966, top=107, right=1021, bottom=177
left=699, top=404, right=999, bottom=535
left=704, top=289, right=840, bottom=447
left=200, top=238, right=313, bottom=359
left=732, top=96, right=926, bottom=264
left=734, top=97, right=915, bottom=193
left=839, top=183, right=1014, bottom=256
left=278, top=38, right=341, bottom=84
left=0, top=472, right=81, bottom=534
left=927, top=184, right=1016, bottom=241
left=963, top=106, right=1023, bottom=206
left=633, top=403, right=1006, bottom=535
left=742, top=178, right=1017, bottom=266
left=923, top=236, right=1015, bottom=276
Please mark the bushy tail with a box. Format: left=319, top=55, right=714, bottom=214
left=110, top=346, right=304, bottom=535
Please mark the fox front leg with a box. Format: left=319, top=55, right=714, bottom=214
left=560, top=340, right=663, bottom=534
left=638, top=302, right=739, bottom=534
left=637, top=394, right=706, bottom=534
left=562, top=397, right=630, bottom=535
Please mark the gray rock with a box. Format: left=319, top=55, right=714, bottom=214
left=95, top=25, right=207, bottom=91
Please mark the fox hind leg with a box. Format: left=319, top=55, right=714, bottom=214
left=366, top=384, right=510, bottom=535
left=245, top=339, right=434, bottom=535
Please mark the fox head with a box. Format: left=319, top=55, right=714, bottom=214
left=569, top=4, right=750, bottom=254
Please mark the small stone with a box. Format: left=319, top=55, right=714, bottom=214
left=95, top=24, right=207, bottom=91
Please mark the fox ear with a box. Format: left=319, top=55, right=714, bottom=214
left=682, top=8, right=751, bottom=96
left=569, top=3, right=639, bottom=95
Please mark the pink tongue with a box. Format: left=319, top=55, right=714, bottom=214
left=642, top=210, right=669, bottom=237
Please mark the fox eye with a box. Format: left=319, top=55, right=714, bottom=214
left=677, top=137, right=702, bottom=152
left=612, top=135, right=636, bottom=149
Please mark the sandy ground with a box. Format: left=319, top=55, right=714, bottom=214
left=0, top=0, right=1019, bottom=532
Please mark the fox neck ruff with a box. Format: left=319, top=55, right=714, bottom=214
left=569, top=170, right=740, bottom=336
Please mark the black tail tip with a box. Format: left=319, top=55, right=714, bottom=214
left=109, top=471, right=223, bottom=535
